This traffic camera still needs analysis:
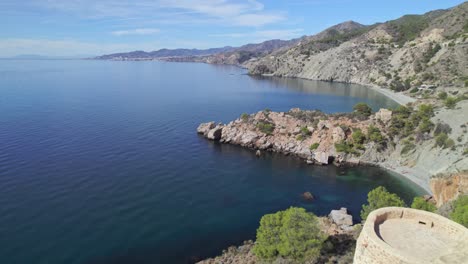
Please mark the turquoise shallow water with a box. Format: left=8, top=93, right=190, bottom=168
left=0, top=60, right=424, bottom=264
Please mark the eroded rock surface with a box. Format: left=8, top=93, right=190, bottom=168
left=329, top=207, right=354, bottom=231
left=197, top=108, right=387, bottom=166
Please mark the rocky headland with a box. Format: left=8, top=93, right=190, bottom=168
left=198, top=100, right=468, bottom=195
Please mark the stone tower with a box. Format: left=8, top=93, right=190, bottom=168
left=354, top=207, right=468, bottom=264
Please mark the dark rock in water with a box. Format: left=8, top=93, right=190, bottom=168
left=301, top=191, right=315, bottom=202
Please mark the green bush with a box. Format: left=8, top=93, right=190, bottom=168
left=353, top=103, right=372, bottom=117
left=352, top=128, right=366, bottom=145
left=418, top=118, right=434, bottom=134
left=334, top=141, right=358, bottom=154
left=435, top=133, right=448, bottom=147
left=361, top=186, right=406, bottom=220
left=300, top=126, right=311, bottom=137
left=450, top=195, right=468, bottom=228
left=241, top=113, right=249, bottom=122
left=253, top=207, right=327, bottom=261
left=410, top=87, right=419, bottom=93
left=438, top=91, right=448, bottom=100
left=309, top=143, right=320, bottom=151
left=411, top=197, right=436, bottom=212
left=401, top=143, right=416, bottom=155
left=422, top=43, right=441, bottom=64
left=257, top=122, right=275, bottom=135
left=444, top=97, right=457, bottom=109
left=417, top=104, right=434, bottom=119
left=367, top=125, right=385, bottom=144
left=434, top=133, right=454, bottom=149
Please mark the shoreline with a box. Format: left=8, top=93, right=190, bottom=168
left=258, top=73, right=416, bottom=106
left=375, top=163, right=431, bottom=194
left=364, top=84, right=416, bottom=106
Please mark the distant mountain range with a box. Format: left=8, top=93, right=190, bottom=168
left=94, top=46, right=236, bottom=60
left=95, top=1, right=468, bottom=89
left=93, top=38, right=304, bottom=61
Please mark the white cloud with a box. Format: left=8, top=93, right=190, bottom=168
left=30, top=0, right=286, bottom=27
left=111, top=28, right=160, bottom=36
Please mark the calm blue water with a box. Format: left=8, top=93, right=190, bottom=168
left=0, top=60, right=424, bottom=264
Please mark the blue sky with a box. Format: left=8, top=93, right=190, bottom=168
left=0, top=0, right=466, bottom=57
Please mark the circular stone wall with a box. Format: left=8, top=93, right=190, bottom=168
left=354, top=207, right=468, bottom=264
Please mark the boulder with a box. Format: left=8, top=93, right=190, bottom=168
left=207, top=125, right=223, bottom=140
left=329, top=207, right=353, bottom=229
left=197, top=122, right=215, bottom=135
left=301, top=192, right=315, bottom=201
left=314, top=151, right=330, bottom=165
left=332, top=126, right=346, bottom=143
left=375, top=108, right=392, bottom=124
left=256, top=150, right=262, bottom=157
left=240, top=131, right=258, bottom=145
left=317, top=120, right=331, bottom=130
left=292, top=127, right=301, bottom=135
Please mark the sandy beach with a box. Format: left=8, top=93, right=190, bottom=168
left=378, top=162, right=432, bottom=194
left=366, top=84, right=416, bottom=106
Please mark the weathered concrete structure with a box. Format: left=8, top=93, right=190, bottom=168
left=354, top=207, right=468, bottom=264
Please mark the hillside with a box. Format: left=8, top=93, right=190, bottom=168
left=94, top=38, right=301, bottom=61
left=162, top=38, right=305, bottom=65
left=249, top=2, right=468, bottom=90
left=94, top=46, right=235, bottom=60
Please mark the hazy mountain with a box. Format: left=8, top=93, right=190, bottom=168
left=94, top=47, right=235, bottom=60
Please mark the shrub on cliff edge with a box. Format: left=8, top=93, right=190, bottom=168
left=253, top=207, right=327, bottom=262
left=353, top=103, right=372, bottom=117
left=411, top=197, right=436, bottom=212
left=360, top=186, right=406, bottom=220
left=450, top=195, right=468, bottom=227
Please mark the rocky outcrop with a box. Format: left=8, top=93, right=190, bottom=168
left=198, top=108, right=387, bottom=166
left=198, top=102, right=468, bottom=193
left=375, top=109, right=392, bottom=124
left=329, top=207, right=353, bottom=231
left=197, top=122, right=215, bottom=134
left=207, top=125, right=223, bottom=140
left=430, top=171, right=468, bottom=206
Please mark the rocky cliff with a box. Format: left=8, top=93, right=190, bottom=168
left=431, top=171, right=468, bottom=206
left=248, top=3, right=468, bottom=89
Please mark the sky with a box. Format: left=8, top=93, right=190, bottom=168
left=0, top=0, right=466, bottom=57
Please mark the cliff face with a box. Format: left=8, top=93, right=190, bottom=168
left=198, top=109, right=391, bottom=166
left=431, top=172, right=468, bottom=206
left=248, top=3, right=468, bottom=89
